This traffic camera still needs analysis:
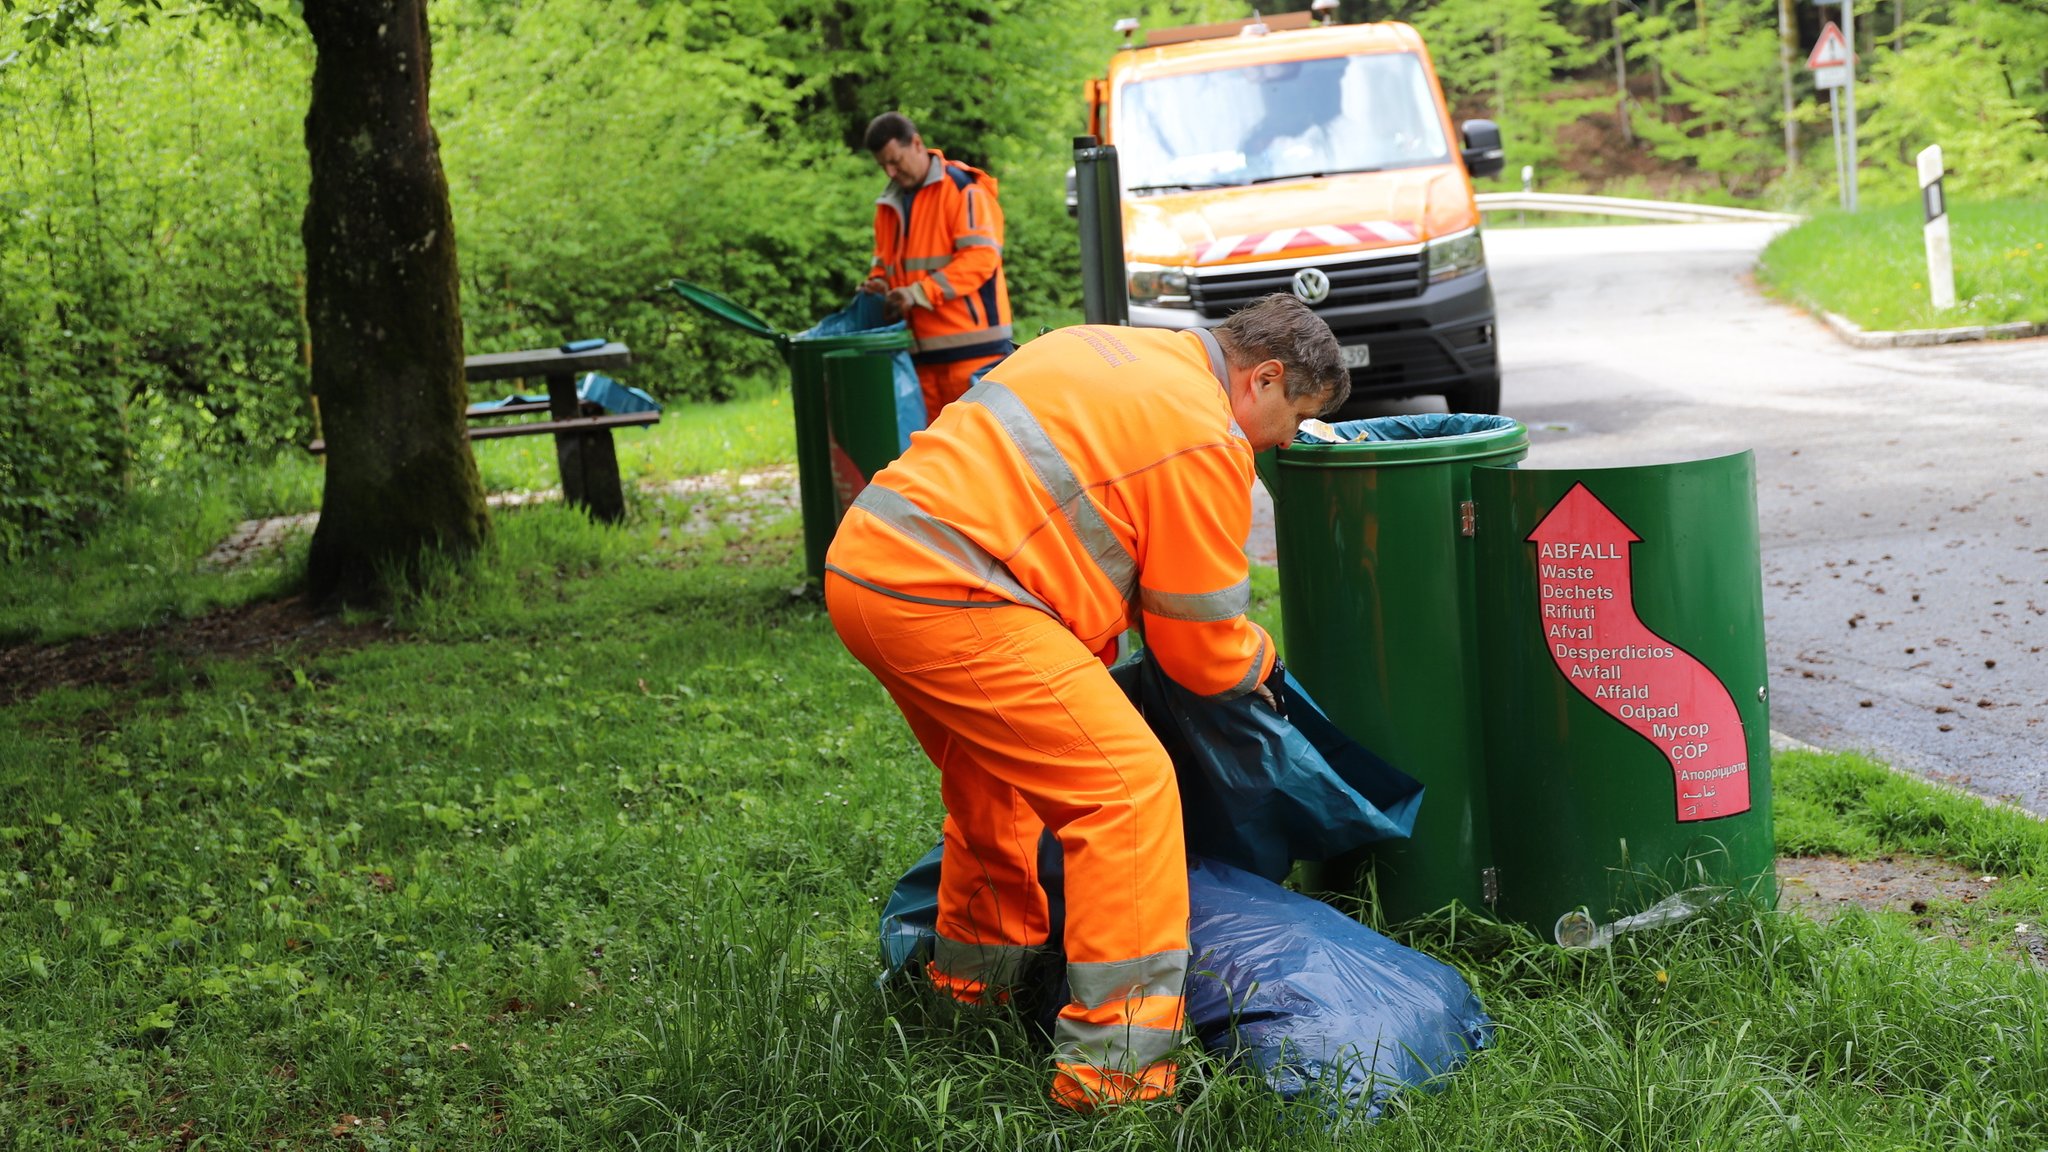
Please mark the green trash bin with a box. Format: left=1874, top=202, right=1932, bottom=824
left=1471, top=452, right=1774, bottom=943
left=1269, top=415, right=1529, bottom=923
left=823, top=349, right=910, bottom=513
left=668, top=280, right=913, bottom=583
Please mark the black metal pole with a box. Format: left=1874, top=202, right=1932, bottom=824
left=1072, top=135, right=1130, bottom=326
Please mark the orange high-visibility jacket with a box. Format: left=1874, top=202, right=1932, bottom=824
left=869, top=150, right=1015, bottom=367
left=826, top=325, right=1275, bottom=699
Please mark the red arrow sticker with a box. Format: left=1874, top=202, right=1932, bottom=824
left=1528, top=483, right=1752, bottom=822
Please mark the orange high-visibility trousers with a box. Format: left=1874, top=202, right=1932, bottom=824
left=915, top=353, right=1004, bottom=424
left=825, top=570, right=1190, bottom=1110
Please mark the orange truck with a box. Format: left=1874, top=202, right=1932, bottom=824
left=1075, top=5, right=1506, bottom=414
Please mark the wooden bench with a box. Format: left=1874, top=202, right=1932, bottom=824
left=309, top=342, right=655, bottom=523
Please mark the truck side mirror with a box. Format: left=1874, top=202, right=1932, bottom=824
left=1459, top=119, right=1505, bottom=179
left=1065, top=167, right=1080, bottom=219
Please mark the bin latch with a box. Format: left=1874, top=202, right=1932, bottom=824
left=1481, top=866, right=1500, bottom=906
left=1459, top=500, right=1477, bottom=537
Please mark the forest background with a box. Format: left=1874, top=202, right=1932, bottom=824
left=3, top=0, right=2044, bottom=561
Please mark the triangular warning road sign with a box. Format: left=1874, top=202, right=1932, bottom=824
left=1808, top=22, right=1850, bottom=70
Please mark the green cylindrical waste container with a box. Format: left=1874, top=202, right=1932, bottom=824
left=668, top=280, right=912, bottom=583
left=823, top=349, right=911, bottom=512
left=1271, top=415, right=1529, bottom=923
left=1471, top=452, right=1774, bottom=943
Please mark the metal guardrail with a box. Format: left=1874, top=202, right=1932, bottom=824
left=1475, top=192, right=1804, bottom=225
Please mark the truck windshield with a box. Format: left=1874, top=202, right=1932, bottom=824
left=1116, top=52, right=1451, bottom=192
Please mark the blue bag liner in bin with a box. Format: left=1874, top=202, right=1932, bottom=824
left=1301, top=412, right=1520, bottom=444
left=877, top=651, right=1487, bottom=1118
left=796, top=294, right=927, bottom=454
left=472, top=372, right=662, bottom=415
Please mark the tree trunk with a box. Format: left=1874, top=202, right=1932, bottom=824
left=301, top=0, right=486, bottom=607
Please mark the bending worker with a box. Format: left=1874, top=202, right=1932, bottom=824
left=860, top=112, right=1014, bottom=422
left=824, top=295, right=1348, bottom=1110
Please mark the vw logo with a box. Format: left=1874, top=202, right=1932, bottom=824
left=1290, top=267, right=1331, bottom=305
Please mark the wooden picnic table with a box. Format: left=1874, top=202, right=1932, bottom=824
left=310, top=342, right=656, bottom=523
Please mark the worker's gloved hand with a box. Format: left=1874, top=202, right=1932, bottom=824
left=859, top=277, right=889, bottom=296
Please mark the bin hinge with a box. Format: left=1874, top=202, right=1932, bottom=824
left=1459, top=500, right=1478, bottom=537
left=1481, top=867, right=1500, bottom=907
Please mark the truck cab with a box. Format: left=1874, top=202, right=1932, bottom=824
left=1079, top=9, right=1506, bottom=414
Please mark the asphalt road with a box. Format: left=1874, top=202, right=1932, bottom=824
left=1250, top=222, right=2048, bottom=814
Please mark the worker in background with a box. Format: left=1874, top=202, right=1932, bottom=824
left=824, top=295, right=1348, bottom=1110
left=860, top=112, right=1014, bottom=423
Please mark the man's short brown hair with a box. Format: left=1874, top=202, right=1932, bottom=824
left=864, top=112, right=919, bottom=153
left=1216, top=294, right=1349, bottom=416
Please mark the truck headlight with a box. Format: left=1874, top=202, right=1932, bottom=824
left=1426, top=229, right=1486, bottom=284
left=1128, top=263, right=1192, bottom=308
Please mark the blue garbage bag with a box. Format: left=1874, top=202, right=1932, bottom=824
left=877, top=652, right=1482, bottom=1119
left=468, top=372, right=662, bottom=416
left=878, top=847, right=1491, bottom=1116
left=576, top=372, right=660, bottom=415
left=1302, top=413, right=1520, bottom=444
left=797, top=294, right=926, bottom=453
left=1111, top=654, right=1422, bottom=882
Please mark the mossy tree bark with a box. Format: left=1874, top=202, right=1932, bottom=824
left=302, top=0, right=487, bottom=606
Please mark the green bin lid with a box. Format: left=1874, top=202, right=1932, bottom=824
left=668, top=278, right=782, bottom=341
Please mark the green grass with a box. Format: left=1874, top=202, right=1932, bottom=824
left=0, top=386, right=795, bottom=647
left=4, top=450, right=2048, bottom=1147
left=1757, top=198, right=2048, bottom=332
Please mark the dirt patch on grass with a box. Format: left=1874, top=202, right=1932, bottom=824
left=1777, top=854, right=1993, bottom=923
left=0, top=594, right=389, bottom=709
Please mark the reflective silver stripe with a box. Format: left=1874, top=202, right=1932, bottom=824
left=1054, top=948, right=1189, bottom=1071
left=1209, top=631, right=1268, bottom=701
left=1140, top=578, right=1250, bottom=624
left=955, top=235, right=1001, bottom=251
left=1192, top=327, right=1248, bottom=440
left=1193, top=327, right=1229, bottom=388
left=932, top=937, right=1041, bottom=991
left=825, top=564, right=1012, bottom=610
left=963, top=380, right=1138, bottom=601
left=905, top=255, right=951, bottom=271
left=848, top=486, right=1055, bottom=617
left=917, top=324, right=1014, bottom=352
left=966, top=186, right=978, bottom=229
left=933, top=269, right=959, bottom=302
left=1053, top=1020, right=1182, bottom=1073
left=1066, top=949, right=1188, bottom=1008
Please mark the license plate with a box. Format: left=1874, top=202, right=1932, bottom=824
left=1340, top=343, right=1371, bottom=369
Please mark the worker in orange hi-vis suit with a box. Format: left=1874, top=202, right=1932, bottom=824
left=860, top=112, right=1014, bottom=423
left=823, top=294, right=1350, bottom=1111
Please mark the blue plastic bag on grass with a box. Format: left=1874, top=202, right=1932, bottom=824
left=878, top=847, right=1491, bottom=1116
left=1111, top=655, right=1422, bottom=882
left=797, top=294, right=926, bottom=453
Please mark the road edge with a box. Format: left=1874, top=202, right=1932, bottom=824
left=1819, top=308, right=2048, bottom=349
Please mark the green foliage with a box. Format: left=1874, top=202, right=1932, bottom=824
left=1626, top=0, right=1785, bottom=194
left=5, top=0, right=2048, bottom=560
left=0, top=23, right=313, bottom=558
left=1406, top=0, right=1606, bottom=173
left=1859, top=0, right=2048, bottom=202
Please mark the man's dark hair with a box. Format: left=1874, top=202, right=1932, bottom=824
left=864, top=112, right=919, bottom=153
left=1216, top=294, right=1350, bottom=416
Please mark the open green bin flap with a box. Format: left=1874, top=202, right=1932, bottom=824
left=666, top=278, right=914, bottom=583
left=668, top=278, right=785, bottom=344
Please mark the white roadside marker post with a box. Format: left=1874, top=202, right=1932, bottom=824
left=1917, top=144, right=1955, bottom=311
